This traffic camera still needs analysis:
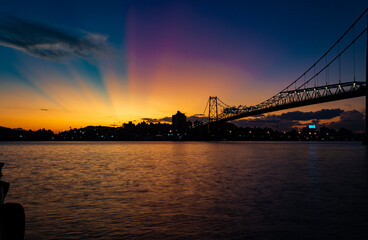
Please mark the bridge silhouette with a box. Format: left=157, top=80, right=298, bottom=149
left=199, top=8, right=368, bottom=142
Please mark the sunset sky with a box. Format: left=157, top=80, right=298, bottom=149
left=0, top=0, right=367, bottom=132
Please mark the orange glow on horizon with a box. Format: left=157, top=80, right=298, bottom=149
left=0, top=48, right=365, bottom=133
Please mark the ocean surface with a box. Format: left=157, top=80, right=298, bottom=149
left=0, top=141, right=367, bottom=239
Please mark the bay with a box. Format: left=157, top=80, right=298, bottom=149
left=1, top=141, right=367, bottom=239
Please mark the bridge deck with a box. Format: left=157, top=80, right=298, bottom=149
left=214, top=81, right=366, bottom=123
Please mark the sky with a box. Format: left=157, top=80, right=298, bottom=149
left=0, top=0, right=367, bottom=132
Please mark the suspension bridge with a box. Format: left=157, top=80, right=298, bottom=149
left=199, top=8, right=368, bottom=142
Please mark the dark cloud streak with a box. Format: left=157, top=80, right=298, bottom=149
left=279, top=109, right=343, bottom=121
left=326, top=110, right=364, bottom=132
left=0, top=15, right=109, bottom=60
left=141, top=114, right=208, bottom=124
left=233, top=108, right=364, bottom=132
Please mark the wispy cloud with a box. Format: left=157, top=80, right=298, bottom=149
left=0, top=15, right=109, bottom=61
left=278, top=109, right=344, bottom=121
left=326, top=110, right=364, bottom=132
left=233, top=109, right=347, bottom=131
left=141, top=114, right=210, bottom=124
left=140, top=117, right=172, bottom=123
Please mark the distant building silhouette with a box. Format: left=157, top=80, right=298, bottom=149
left=172, top=111, right=187, bottom=132
left=123, top=121, right=135, bottom=131
left=0, top=124, right=361, bottom=141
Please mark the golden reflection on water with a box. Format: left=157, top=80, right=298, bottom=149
left=1, top=142, right=367, bottom=239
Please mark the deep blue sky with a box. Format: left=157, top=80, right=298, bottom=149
left=0, top=0, right=367, bottom=131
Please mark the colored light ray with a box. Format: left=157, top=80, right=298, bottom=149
left=2, top=50, right=364, bottom=133
left=1, top=3, right=366, bottom=132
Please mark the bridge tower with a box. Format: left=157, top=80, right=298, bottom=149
left=207, top=96, right=220, bottom=139
left=365, top=14, right=368, bottom=145
left=208, top=96, right=218, bottom=123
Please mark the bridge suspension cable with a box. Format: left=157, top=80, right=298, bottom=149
left=282, top=8, right=368, bottom=93
left=202, top=8, right=368, bottom=125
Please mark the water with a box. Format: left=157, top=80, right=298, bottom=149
left=0, top=141, right=367, bottom=239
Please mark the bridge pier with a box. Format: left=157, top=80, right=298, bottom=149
left=208, top=122, right=221, bottom=141
left=365, top=15, right=368, bottom=145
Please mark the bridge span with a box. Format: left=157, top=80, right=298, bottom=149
left=198, top=8, right=368, bottom=143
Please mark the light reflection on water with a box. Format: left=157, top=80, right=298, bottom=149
left=0, top=141, right=367, bottom=239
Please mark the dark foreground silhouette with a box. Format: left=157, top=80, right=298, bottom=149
left=0, top=162, right=25, bottom=240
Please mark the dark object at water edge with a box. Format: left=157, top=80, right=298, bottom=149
left=0, top=162, right=25, bottom=240
left=0, top=203, right=25, bottom=240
